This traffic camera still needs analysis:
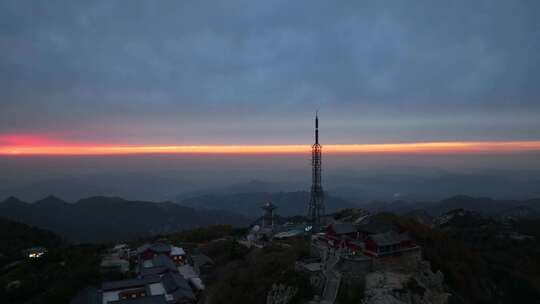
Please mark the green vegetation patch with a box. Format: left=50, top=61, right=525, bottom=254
left=206, top=238, right=312, bottom=304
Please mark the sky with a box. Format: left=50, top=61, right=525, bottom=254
left=1, top=0, right=539, bottom=150
left=1, top=1, right=540, bottom=203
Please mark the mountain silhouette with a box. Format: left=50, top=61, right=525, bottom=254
left=0, top=196, right=250, bottom=243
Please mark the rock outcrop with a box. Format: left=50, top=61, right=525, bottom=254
left=362, top=262, right=450, bottom=304
left=266, top=283, right=298, bottom=304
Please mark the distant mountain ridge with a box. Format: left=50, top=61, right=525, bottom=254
left=329, top=171, right=540, bottom=203
left=172, top=179, right=301, bottom=201
left=177, top=190, right=356, bottom=217
left=5, top=170, right=540, bottom=204
left=0, top=196, right=250, bottom=243
left=362, top=195, right=540, bottom=216
left=0, top=172, right=214, bottom=202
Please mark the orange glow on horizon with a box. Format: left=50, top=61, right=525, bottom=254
left=1, top=141, right=540, bottom=156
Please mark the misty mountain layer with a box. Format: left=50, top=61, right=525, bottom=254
left=0, top=196, right=250, bottom=243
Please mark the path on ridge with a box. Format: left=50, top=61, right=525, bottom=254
left=318, top=243, right=342, bottom=304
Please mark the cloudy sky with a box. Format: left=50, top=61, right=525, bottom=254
left=1, top=0, right=539, bottom=146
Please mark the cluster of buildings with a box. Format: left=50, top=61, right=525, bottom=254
left=243, top=201, right=422, bottom=303
left=24, top=246, right=47, bottom=259
left=296, top=213, right=422, bottom=303
left=100, top=244, right=130, bottom=273
left=74, top=242, right=213, bottom=304
left=242, top=202, right=312, bottom=248
left=318, top=217, right=419, bottom=258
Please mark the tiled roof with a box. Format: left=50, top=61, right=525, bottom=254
left=137, top=243, right=171, bottom=254
left=102, top=279, right=146, bottom=291
left=330, top=223, right=357, bottom=235
left=109, top=295, right=168, bottom=304
left=102, top=276, right=161, bottom=291
left=369, top=231, right=409, bottom=246
left=170, top=246, right=185, bottom=256
left=152, top=254, right=177, bottom=271
left=357, top=219, right=397, bottom=234
left=150, top=243, right=171, bottom=253
left=161, top=272, right=194, bottom=298
left=140, top=266, right=169, bottom=277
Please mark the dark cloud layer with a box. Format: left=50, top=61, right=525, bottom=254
left=1, top=0, right=539, bottom=144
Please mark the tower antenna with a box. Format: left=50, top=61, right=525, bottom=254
left=307, top=112, right=324, bottom=231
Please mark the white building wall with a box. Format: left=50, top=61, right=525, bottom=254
left=102, top=291, right=120, bottom=304
left=149, top=282, right=166, bottom=296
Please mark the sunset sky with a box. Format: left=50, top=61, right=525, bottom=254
left=1, top=1, right=540, bottom=202
left=1, top=1, right=539, bottom=158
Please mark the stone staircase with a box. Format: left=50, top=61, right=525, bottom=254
left=321, top=250, right=342, bottom=304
